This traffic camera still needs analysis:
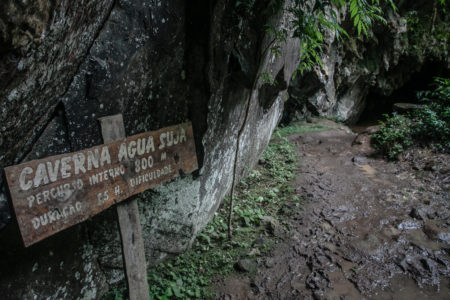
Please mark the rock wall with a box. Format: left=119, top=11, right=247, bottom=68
left=0, top=0, right=299, bottom=298
left=285, top=0, right=449, bottom=124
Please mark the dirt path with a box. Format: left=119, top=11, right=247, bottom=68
left=216, top=120, right=450, bottom=299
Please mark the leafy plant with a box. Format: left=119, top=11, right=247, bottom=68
left=273, top=0, right=396, bottom=75
left=405, top=10, right=420, bottom=33
left=412, top=77, right=450, bottom=150
left=260, top=71, right=276, bottom=85
left=372, top=113, right=414, bottom=159
left=372, top=77, right=450, bottom=158
left=404, top=0, right=449, bottom=58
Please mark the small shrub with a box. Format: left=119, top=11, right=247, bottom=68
left=373, top=77, right=450, bottom=159
left=413, top=107, right=449, bottom=145
left=413, top=77, right=450, bottom=150
left=372, top=113, right=413, bottom=159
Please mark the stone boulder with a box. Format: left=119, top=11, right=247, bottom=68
left=393, top=103, right=423, bottom=113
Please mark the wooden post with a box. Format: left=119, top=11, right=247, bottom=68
left=99, top=114, right=150, bottom=300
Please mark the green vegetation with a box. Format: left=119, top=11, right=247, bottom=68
left=103, top=122, right=323, bottom=300
left=275, top=121, right=330, bottom=137
left=406, top=0, right=449, bottom=59
left=371, top=113, right=414, bottom=159
left=372, top=77, right=450, bottom=159
left=413, top=77, right=450, bottom=150
left=270, top=0, right=396, bottom=75
left=236, top=0, right=397, bottom=76
left=289, top=0, right=394, bottom=74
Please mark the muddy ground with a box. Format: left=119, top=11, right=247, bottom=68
left=215, top=119, right=450, bottom=299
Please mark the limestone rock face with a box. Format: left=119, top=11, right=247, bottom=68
left=0, top=0, right=299, bottom=298
left=286, top=1, right=449, bottom=124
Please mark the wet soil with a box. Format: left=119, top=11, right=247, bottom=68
left=215, top=119, right=450, bottom=299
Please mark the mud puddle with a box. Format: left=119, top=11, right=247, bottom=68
left=215, top=119, right=450, bottom=299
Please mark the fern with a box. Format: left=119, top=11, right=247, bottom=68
left=266, top=0, right=397, bottom=75
left=349, top=0, right=390, bottom=36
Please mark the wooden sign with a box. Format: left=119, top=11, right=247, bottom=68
left=4, top=122, right=198, bottom=247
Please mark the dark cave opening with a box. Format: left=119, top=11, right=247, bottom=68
left=354, top=61, right=450, bottom=131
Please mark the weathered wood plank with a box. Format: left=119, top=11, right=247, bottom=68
left=4, top=120, right=198, bottom=246
left=100, top=114, right=150, bottom=300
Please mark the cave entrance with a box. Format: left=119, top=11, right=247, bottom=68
left=352, top=61, right=449, bottom=133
